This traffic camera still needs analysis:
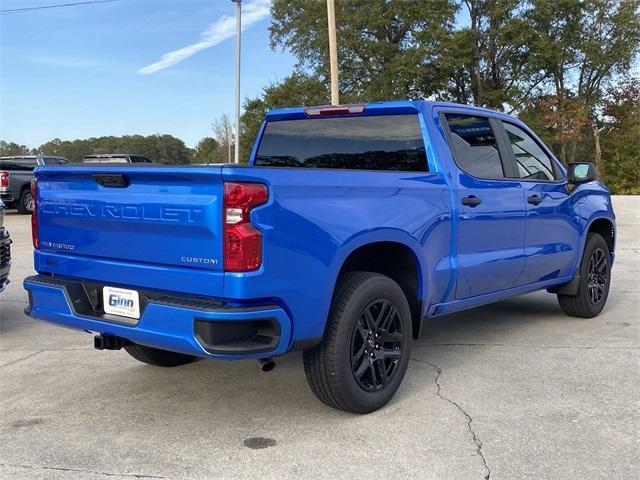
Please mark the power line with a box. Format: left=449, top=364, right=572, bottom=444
left=0, top=0, right=119, bottom=15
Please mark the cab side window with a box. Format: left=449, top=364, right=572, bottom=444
left=444, top=113, right=504, bottom=179
left=502, top=122, right=557, bottom=181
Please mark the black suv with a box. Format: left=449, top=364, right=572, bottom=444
left=0, top=155, right=69, bottom=214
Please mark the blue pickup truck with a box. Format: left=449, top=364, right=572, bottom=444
left=24, top=101, right=615, bottom=413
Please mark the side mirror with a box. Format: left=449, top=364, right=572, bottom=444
left=568, top=162, right=597, bottom=185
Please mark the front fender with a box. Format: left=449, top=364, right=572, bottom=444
left=570, top=183, right=616, bottom=274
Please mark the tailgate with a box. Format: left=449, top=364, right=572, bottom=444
left=35, top=165, right=224, bottom=293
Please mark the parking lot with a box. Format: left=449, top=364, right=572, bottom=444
left=1, top=196, right=638, bottom=480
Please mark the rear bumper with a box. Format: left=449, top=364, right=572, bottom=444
left=0, top=192, right=14, bottom=203
left=23, top=275, right=292, bottom=360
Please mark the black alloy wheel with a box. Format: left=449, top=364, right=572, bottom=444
left=558, top=232, right=611, bottom=318
left=587, top=247, right=608, bottom=305
left=303, top=271, right=413, bottom=413
left=351, top=299, right=405, bottom=392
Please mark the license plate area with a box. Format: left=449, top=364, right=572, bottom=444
left=103, top=286, right=140, bottom=321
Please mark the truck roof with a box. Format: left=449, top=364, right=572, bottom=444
left=84, top=154, right=133, bottom=158
left=264, top=100, right=518, bottom=122
left=0, top=155, right=67, bottom=160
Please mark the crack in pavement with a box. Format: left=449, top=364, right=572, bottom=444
left=412, top=358, right=491, bottom=480
left=0, top=350, right=43, bottom=369
left=0, top=463, right=171, bottom=479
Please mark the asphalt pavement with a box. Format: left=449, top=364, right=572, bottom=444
left=1, top=196, right=638, bottom=480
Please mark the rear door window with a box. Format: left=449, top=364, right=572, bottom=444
left=502, top=122, right=558, bottom=181
left=42, top=157, right=61, bottom=165
left=255, top=114, right=427, bottom=171
left=131, top=156, right=152, bottom=163
left=444, top=113, right=505, bottom=179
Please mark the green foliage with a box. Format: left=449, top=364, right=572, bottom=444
left=36, top=134, right=194, bottom=164
left=0, top=141, right=32, bottom=156
left=270, top=0, right=457, bottom=101
left=250, top=0, right=640, bottom=193
left=600, top=79, right=640, bottom=194
left=193, top=137, right=221, bottom=164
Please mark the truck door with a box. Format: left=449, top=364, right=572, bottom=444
left=440, top=111, right=527, bottom=299
left=498, top=120, right=581, bottom=284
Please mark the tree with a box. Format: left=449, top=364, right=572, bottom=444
left=440, top=0, right=537, bottom=108
left=240, top=74, right=328, bottom=163
left=523, top=0, right=640, bottom=164
left=38, top=134, right=192, bottom=164
left=0, top=141, right=31, bottom=156
left=599, top=78, right=640, bottom=194
left=193, top=137, right=220, bottom=164
left=213, top=114, right=234, bottom=163
left=270, top=0, right=457, bottom=102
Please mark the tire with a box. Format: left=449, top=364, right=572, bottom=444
left=16, top=189, right=33, bottom=215
left=303, top=272, right=413, bottom=413
left=124, top=343, right=197, bottom=367
left=558, top=233, right=611, bottom=318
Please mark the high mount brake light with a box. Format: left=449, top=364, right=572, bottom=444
left=31, top=179, right=39, bottom=249
left=304, top=104, right=366, bottom=116
left=223, top=182, right=268, bottom=272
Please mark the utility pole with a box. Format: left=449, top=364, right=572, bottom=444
left=231, top=0, right=241, bottom=163
left=326, top=0, right=339, bottom=105
left=227, top=120, right=231, bottom=163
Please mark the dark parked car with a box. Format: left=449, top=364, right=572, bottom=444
left=83, top=154, right=153, bottom=164
left=0, top=155, right=69, bottom=214
left=0, top=200, right=11, bottom=293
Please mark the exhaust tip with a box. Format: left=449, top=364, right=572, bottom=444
left=258, top=358, right=276, bottom=372
left=94, top=334, right=125, bottom=351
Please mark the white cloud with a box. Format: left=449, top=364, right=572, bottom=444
left=138, top=0, right=270, bottom=75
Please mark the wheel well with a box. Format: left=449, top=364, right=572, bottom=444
left=588, top=218, right=615, bottom=254
left=337, top=242, right=422, bottom=339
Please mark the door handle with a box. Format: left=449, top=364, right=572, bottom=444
left=527, top=194, right=543, bottom=205
left=461, top=195, right=482, bottom=207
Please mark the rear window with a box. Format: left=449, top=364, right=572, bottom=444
left=83, top=157, right=129, bottom=164
left=0, top=159, right=37, bottom=171
left=254, top=114, right=427, bottom=171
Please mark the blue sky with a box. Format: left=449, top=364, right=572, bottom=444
left=0, top=0, right=296, bottom=148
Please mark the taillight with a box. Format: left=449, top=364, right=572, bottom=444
left=31, top=179, right=39, bottom=249
left=0, top=171, right=8, bottom=189
left=223, top=182, right=268, bottom=272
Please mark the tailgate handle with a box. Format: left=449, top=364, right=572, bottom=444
left=93, top=174, right=128, bottom=188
